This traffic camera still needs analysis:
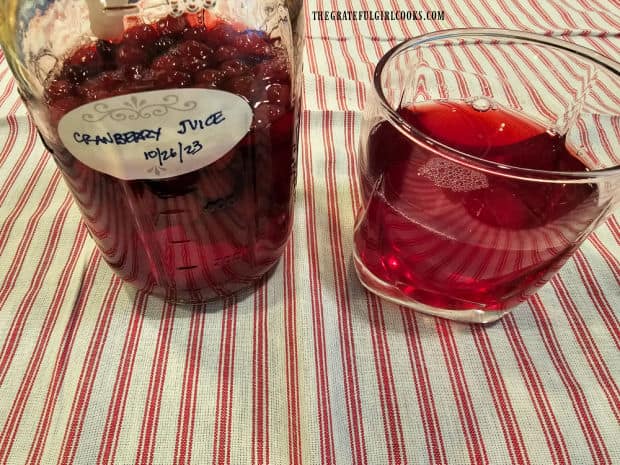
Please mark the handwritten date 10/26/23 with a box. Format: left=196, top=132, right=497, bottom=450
left=144, top=140, right=204, bottom=167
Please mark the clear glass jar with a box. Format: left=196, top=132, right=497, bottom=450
left=0, top=0, right=298, bottom=302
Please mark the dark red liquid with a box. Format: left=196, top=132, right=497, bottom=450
left=355, top=100, right=599, bottom=311
left=41, top=13, right=296, bottom=302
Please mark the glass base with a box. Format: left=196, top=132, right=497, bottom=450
left=353, top=252, right=512, bottom=324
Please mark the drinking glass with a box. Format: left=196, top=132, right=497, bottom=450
left=354, top=29, right=620, bottom=323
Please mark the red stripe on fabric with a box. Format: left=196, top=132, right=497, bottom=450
left=436, top=320, right=489, bottom=465
left=283, top=240, right=302, bottom=465
left=342, top=0, right=377, bottom=81
left=323, top=109, right=368, bottom=465
left=528, top=295, right=612, bottom=465
left=330, top=0, right=367, bottom=108
left=96, top=290, right=150, bottom=465
left=174, top=305, right=205, bottom=465
left=0, top=80, right=16, bottom=118
left=135, top=299, right=176, bottom=465
left=471, top=325, right=532, bottom=465
left=552, top=276, right=620, bottom=421
left=23, top=251, right=102, bottom=465
left=211, top=298, right=237, bottom=465
left=0, top=111, right=37, bottom=208
left=252, top=278, right=269, bottom=465
left=0, top=149, right=54, bottom=253
left=400, top=310, right=448, bottom=465
left=301, top=9, right=336, bottom=464
left=367, top=295, right=408, bottom=465
left=586, top=234, right=620, bottom=285
left=0, top=181, right=65, bottom=384
left=502, top=315, right=572, bottom=465
left=572, top=251, right=620, bottom=349
left=57, top=275, right=123, bottom=465
left=607, top=217, right=620, bottom=245
left=303, top=111, right=336, bottom=465
left=0, top=222, right=88, bottom=465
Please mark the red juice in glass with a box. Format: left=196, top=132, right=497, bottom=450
left=354, top=99, right=600, bottom=317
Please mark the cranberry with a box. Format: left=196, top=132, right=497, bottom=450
left=98, top=69, right=126, bottom=85
left=44, top=79, right=74, bottom=101
left=153, top=69, right=192, bottom=88
left=253, top=57, right=290, bottom=83
left=194, top=69, right=225, bottom=88
left=175, top=40, right=213, bottom=63
left=78, top=78, right=114, bottom=101
left=61, top=65, right=91, bottom=84
left=69, top=44, right=104, bottom=74
left=232, top=31, right=274, bottom=58
left=48, top=96, right=83, bottom=125
left=213, top=45, right=237, bottom=63
left=116, top=43, right=150, bottom=66
left=265, top=83, right=290, bottom=106
left=252, top=102, right=286, bottom=129
left=206, top=23, right=237, bottom=46
left=218, top=59, right=249, bottom=77
left=183, top=26, right=210, bottom=43
left=96, top=39, right=116, bottom=62
left=156, top=15, right=187, bottom=37
left=154, top=35, right=176, bottom=53
left=122, top=64, right=151, bottom=81
left=123, top=24, right=159, bottom=45
left=224, top=75, right=257, bottom=102
left=116, top=80, right=157, bottom=95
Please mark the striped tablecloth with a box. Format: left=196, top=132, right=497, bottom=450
left=1, top=1, right=619, bottom=464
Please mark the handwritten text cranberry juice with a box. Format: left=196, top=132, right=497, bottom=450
left=355, top=100, right=598, bottom=311
left=44, top=13, right=295, bottom=302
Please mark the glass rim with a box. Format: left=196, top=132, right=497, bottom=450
left=373, top=28, right=620, bottom=183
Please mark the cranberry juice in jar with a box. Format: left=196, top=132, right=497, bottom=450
left=10, top=1, right=297, bottom=302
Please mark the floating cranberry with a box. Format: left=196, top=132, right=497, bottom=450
left=61, top=65, right=91, bottom=84
left=183, top=25, right=210, bottom=43
left=213, top=45, right=237, bottom=63
left=265, top=83, right=290, bottom=106
left=218, top=59, right=249, bottom=77
left=121, top=65, right=150, bottom=81
left=96, top=40, right=116, bottom=63
left=116, top=43, right=150, bottom=66
left=154, top=69, right=193, bottom=88
left=156, top=15, right=187, bottom=37
left=44, top=79, right=74, bottom=101
left=154, top=35, right=176, bottom=53
left=206, top=23, right=237, bottom=46
left=176, top=40, right=213, bottom=63
left=124, top=24, right=159, bottom=45
left=232, top=31, right=274, bottom=58
left=194, top=69, right=225, bottom=88
left=69, top=44, right=104, bottom=73
left=78, top=78, right=114, bottom=101
left=252, top=102, right=286, bottom=129
left=224, top=75, right=256, bottom=102
left=254, top=57, right=290, bottom=83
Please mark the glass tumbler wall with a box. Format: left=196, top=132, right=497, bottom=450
left=0, top=0, right=298, bottom=302
left=354, top=30, right=620, bottom=323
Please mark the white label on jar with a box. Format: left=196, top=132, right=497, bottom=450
left=58, top=89, right=253, bottom=180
